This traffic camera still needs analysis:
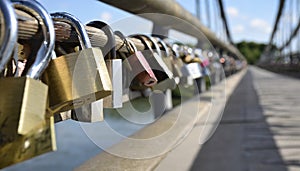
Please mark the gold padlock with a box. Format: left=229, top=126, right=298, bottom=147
left=43, top=12, right=112, bottom=113
left=0, top=0, right=55, bottom=135
left=0, top=0, right=56, bottom=168
left=0, top=116, right=56, bottom=169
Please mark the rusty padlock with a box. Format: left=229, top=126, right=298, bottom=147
left=114, top=31, right=157, bottom=90
left=131, top=34, right=176, bottom=91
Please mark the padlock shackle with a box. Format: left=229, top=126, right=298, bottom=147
left=153, top=37, right=170, bottom=58
left=51, top=12, right=92, bottom=49
left=86, top=21, right=116, bottom=60
left=130, top=35, right=162, bottom=58
left=171, top=44, right=181, bottom=59
left=12, top=0, right=55, bottom=79
left=142, top=35, right=163, bottom=58
left=114, top=31, right=133, bottom=55
left=0, top=0, right=18, bottom=73
left=127, top=39, right=138, bottom=54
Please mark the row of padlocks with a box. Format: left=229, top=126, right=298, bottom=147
left=0, top=0, right=223, bottom=168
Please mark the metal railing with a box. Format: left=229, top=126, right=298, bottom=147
left=98, top=0, right=245, bottom=60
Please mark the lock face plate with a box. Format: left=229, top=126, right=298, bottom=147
left=0, top=116, right=56, bottom=169
left=127, top=51, right=157, bottom=90
left=0, top=77, right=48, bottom=136
left=43, top=48, right=112, bottom=112
left=181, top=63, right=203, bottom=79
left=103, top=59, right=123, bottom=108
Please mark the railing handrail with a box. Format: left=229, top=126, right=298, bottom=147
left=98, top=0, right=245, bottom=60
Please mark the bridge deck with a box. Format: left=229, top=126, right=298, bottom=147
left=157, top=66, right=300, bottom=171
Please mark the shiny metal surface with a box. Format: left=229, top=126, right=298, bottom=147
left=12, top=0, right=55, bottom=79
left=0, top=0, right=18, bottom=73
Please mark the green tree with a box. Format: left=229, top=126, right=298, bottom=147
left=236, top=41, right=267, bottom=64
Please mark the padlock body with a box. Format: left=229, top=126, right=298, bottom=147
left=43, top=48, right=112, bottom=112
left=127, top=51, right=157, bottom=90
left=103, top=59, right=123, bottom=108
left=0, top=116, right=56, bottom=169
left=143, top=51, right=173, bottom=82
left=152, top=78, right=177, bottom=91
left=181, top=63, right=203, bottom=79
left=162, top=57, right=173, bottom=73
left=172, top=58, right=184, bottom=78
left=149, top=53, right=175, bottom=91
left=0, top=77, right=48, bottom=136
left=71, top=99, right=103, bottom=122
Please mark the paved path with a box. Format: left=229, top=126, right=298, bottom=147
left=190, top=66, right=300, bottom=171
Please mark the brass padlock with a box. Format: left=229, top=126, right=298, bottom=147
left=0, top=0, right=18, bottom=73
left=43, top=12, right=112, bottom=113
left=0, top=116, right=56, bottom=169
left=114, top=31, right=157, bottom=90
left=1, top=0, right=55, bottom=135
left=0, top=0, right=56, bottom=168
left=131, top=35, right=176, bottom=91
left=87, top=21, right=123, bottom=108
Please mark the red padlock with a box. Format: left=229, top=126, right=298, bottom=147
left=115, top=31, right=157, bottom=90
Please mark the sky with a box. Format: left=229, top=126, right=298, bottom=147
left=36, top=0, right=280, bottom=44
left=176, top=0, right=279, bottom=43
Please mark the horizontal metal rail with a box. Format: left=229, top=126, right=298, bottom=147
left=98, top=0, right=245, bottom=60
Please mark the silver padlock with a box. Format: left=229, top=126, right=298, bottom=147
left=153, top=37, right=173, bottom=72
left=182, top=46, right=203, bottom=78
left=172, top=44, right=195, bottom=86
left=0, top=0, right=18, bottom=73
left=167, top=43, right=183, bottom=81
left=87, top=21, right=123, bottom=108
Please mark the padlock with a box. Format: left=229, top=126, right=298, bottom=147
left=171, top=44, right=194, bottom=86
left=70, top=21, right=121, bottom=122
left=165, top=43, right=183, bottom=80
left=0, top=116, right=56, bottom=169
left=114, top=31, right=133, bottom=92
left=131, top=35, right=176, bottom=90
left=0, top=0, right=18, bottom=73
left=43, top=12, right=112, bottom=113
left=114, top=31, right=157, bottom=90
left=0, top=0, right=56, bottom=168
left=180, top=47, right=203, bottom=79
left=1, top=0, right=55, bottom=135
left=194, top=48, right=210, bottom=76
left=87, top=21, right=123, bottom=108
left=168, top=43, right=183, bottom=79
left=153, top=37, right=173, bottom=72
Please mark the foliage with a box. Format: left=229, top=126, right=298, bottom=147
left=236, top=41, right=266, bottom=64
